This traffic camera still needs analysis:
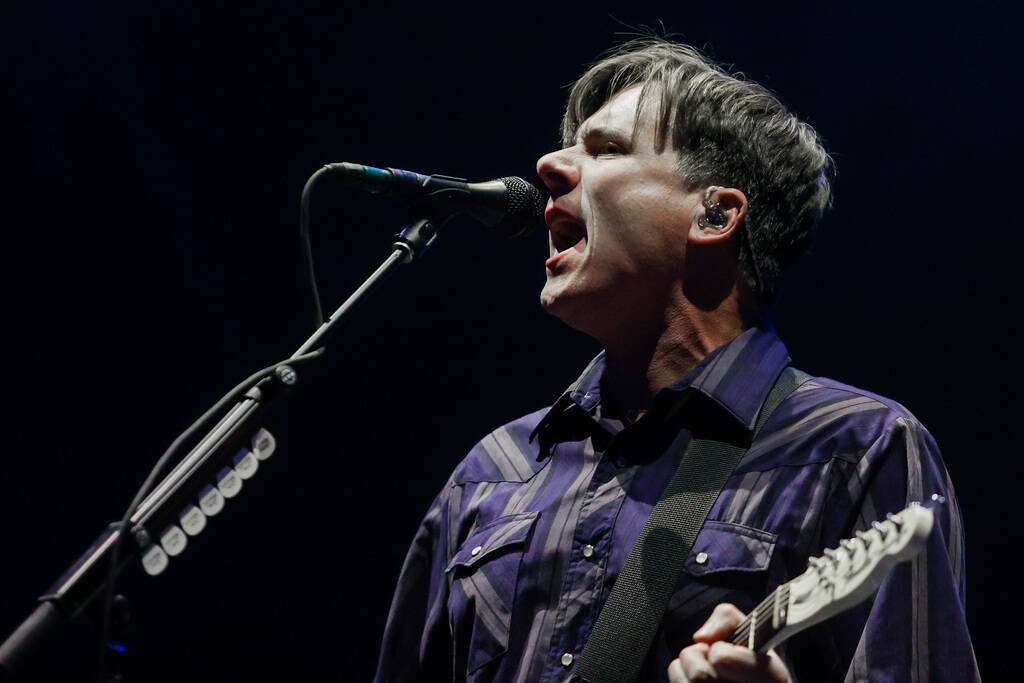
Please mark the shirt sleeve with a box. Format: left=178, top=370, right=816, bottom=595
left=373, top=478, right=456, bottom=682
left=793, top=415, right=981, bottom=683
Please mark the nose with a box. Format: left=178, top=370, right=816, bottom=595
left=536, top=147, right=579, bottom=199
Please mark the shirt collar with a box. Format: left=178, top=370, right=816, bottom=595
left=530, top=326, right=790, bottom=450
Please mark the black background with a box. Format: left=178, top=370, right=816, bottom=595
left=4, top=2, right=1017, bottom=680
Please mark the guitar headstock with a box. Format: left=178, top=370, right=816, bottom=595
left=782, top=498, right=937, bottom=635
left=730, top=495, right=942, bottom=653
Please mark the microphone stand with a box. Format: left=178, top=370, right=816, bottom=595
left=0, top=217, right=440, bottom=678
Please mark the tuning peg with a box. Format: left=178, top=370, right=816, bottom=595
left=885, top=512, right=903, bottom=528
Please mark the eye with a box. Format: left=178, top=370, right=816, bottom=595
left=595, top=140, right=626, bottom=156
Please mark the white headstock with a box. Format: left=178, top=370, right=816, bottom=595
left=782, top=501, right=935, bottom=637
left=739, top=497, right=941, bottom=653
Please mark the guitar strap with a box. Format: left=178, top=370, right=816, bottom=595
left=571, top=366, right=811, bottom=683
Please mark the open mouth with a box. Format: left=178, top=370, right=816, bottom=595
left=547, top=212, right=588, bottom=254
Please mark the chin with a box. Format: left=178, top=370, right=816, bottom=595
left=540, top=280, right=603, bottom=338
left=540, top=276, right=575, bottom=314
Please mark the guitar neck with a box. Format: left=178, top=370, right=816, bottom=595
left=727, top=583, right=790, bottom=652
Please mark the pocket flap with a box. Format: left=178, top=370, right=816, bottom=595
left=684, top=520, right=777, bottom=577
left=447, top=511, right=539, bottom=573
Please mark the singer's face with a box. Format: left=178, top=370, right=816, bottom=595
left=536, top=86, right=702, bottom=339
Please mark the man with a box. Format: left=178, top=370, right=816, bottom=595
left=374, top=39, right=978, bottom=681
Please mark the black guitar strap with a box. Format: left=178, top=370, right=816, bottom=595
left=571, top=366, right=810, bottom=683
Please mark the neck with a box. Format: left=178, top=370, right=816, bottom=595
left=598, top=294, right=746, bottom=418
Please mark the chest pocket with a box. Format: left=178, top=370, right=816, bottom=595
left=446, top=510, right=538, bottom=675
left=665, top=521, right=778, bottom=633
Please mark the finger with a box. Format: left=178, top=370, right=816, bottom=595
left=693, top=602, right=746, bottom=643
left=707, top=642, right=790, bottom=683
left=670, top=643, right=715, bottom=681
left=666, top=658, right=689, bottom=683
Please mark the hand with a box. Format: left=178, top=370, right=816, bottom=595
left=667, top=603, right=791, bottom=682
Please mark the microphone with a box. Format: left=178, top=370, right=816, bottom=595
left=325, top=162, right=545, bottom=238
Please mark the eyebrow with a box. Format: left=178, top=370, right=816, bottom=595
left=575, top=124, right=633, bottom=146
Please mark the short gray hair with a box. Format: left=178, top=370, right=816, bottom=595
left=562, top=38, right=834, bottom=311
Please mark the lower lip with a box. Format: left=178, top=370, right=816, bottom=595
left=545, top=252, right=567, bottom=268
left=546, top=238, right=586, bottom=269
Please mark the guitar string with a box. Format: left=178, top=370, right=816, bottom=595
left=733, top=582, right=787, bottom=642
left=733, top=583, right=793, bottom=647
left=730, top=589, right=778, bottom=645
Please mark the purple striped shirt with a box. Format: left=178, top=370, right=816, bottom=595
left=375, top=327, right=979, bottom=682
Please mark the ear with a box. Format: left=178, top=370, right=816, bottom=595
left=689, top=186, right=748, bottom=245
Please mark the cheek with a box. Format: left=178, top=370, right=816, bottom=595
left=594, top=196, right=689, bottom=266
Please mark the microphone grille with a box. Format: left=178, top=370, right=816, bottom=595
left=497, top=177, right=545, bottom=238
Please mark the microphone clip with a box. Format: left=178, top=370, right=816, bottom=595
left=392, top=218, right=439, bottom=263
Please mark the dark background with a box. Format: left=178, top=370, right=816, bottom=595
left=4, top=2, right=1017, bottom=680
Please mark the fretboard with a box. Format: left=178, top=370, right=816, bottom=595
left=727, top=583, right=790, bottom=652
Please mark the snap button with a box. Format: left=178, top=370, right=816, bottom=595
left=470, top=545, right=482, bottom=556
left=561, top=652, right=574, bottom=667
left=582, top=544, right=595, bottom=559
left=695, top=551, right=708, bottom=565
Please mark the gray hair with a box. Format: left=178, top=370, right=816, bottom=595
left=562, top=38, right=834, bottom=311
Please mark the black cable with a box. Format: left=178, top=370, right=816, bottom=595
left=95, top=348, right=324, bottom=682
left=96, top=162, right=334, bottom=679
left=301, top=165, right=334, bottom=329
left=93, top=162, right=331, bottom=679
